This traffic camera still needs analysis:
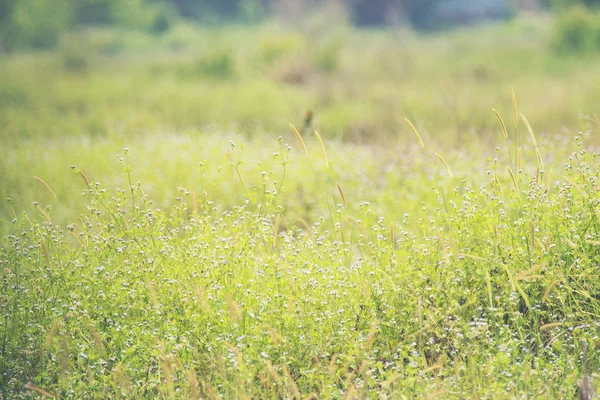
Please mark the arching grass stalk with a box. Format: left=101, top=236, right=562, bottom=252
left=511, top=87, right=519, bottom=174
left=122, top=148, right=137, bottom=229
left=492, top=108, right=514, bottom=174
left=289, top=123, right=337, bottom=232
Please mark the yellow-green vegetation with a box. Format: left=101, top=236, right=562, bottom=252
left=3, top=15, right=600, bottom=398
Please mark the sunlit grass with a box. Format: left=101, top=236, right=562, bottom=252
left=3, top=15, right=600, bottom=398
left=3, top=119, right=600, bottom=397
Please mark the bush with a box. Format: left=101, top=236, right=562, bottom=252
left=0, top=0, right=176, bottom=50
left=60, top=37, right=91, bottom=73
left=149, top=11, right=172, bottom=35
left=257, top=33, right=306, bottom=66
left=178, top=48, right=236, bottom=80
left=313, top=35, right=344, bottom=73
left=5, top=0, right=72, bottom=49
left=552, top=5, right=600, bottom=53
left=550, top=0, right=600, bottom=10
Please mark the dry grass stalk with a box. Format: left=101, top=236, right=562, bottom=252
left=282, top=364, right=301, bottom=399
left=435, top=153, right=453, bottom=178
left=25, top=384, right=55, bottom=398
left=521, top=113, right=545, bottom=172
left=78, top=170, right=90, bottom=189
left=404, top=118, right=425, bottom=150
left=542, top=280, right=560, bottom=303
left=33, top=176, right=57, bottom=199
left=35, top=203, right=51, bottom=222
left=227, top=298, right=243, bottom=324
left=273, top=213, right=283, bottom=248
left=511, top=87, right=518, bottom=127
left=492, top=108, right=508, bottom=139
left=337, top=184, right=347, bottom=206
left=314, top=130, right=329, bottom=169
left=89, top=324, right=106, bottom=356
left=290, top=123, right=308, bottom=156
left=296, top=217, right=313, bottom=236
left=507, top=167, right=519, bottom=196
left=40, top=238, right=52, bottom=267
left=266, top=360, right=282, bottom=385
left=187, top=370, right=200, bottom=399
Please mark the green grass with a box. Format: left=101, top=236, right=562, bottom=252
left=3, top=15, right=600, bottom=398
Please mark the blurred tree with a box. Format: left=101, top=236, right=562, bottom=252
left=347, top=0, right=399, bottom=26
left=551, top=0, right=600, bottom=9
left=404, top=0, right=438, bottom=29
left=346, top=0, right=512, bottom=29
left=0, top=0, right=17, bottom=50
left=0, top=0, right=521, bottom=51
left=551, top=4, right=600, bottom=52
left=74, top=0, right=114, bottom=25
left=168, top=0, right=268, bottom=22
left=6, top=0, right=72, bottom=48
left=73, top=0, right=167, bottom=29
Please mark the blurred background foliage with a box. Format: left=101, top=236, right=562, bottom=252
left=3, top=0, right=600, bottom=234
left=1, top=0, right=600, bottom=52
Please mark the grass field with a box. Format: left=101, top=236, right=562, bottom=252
left=3, top=14, right=600, bottom=398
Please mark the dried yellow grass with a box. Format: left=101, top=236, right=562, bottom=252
left=507, top=167, right=519, bottom=196
left=435, top=152, right=453, bottom=178
left=227, top=297, right=242, bottom=324
left=89, top=324, right=106, bottom=356
left=515, top=264, right=544, bottom=281
left=521, top=113, right=545, bottom=172
left=268, top=327, right=284, bottom=348
left=290, top=123, right=308, bottom=156
left=296, top=217, right=313, bottom=236
left=540, top=322, right=564, bottom=330
left=40, top=238, right=52, bottom=267
left=566, top=177, right=589, bottom=201
left=25, top=384, right=55, bottom=399
left=314, top=130, right=329, bottom=169
left=273, top=213, right=283, bottom=248
left=329, top=354, right=337, bottom=380
left=192, top=191, right=199, bottom=217
left=33, top=176, right=57, bottom=199
left=78, top=170, right=90, bottom=189
left=404, top=118, right=425, bottom=150
left=282, top=364, right=301, bottom=399
left=187, top=370, right=200, bottom=400
left=36, top=203, right=51, bottom=222
left=511, top=87, right=518, bottom=127
left=364, top=321, right=378, bottom=350
left=542, top=280, right=560, bottom=303
left=266, top=361, right=282, bottom=385
left=337, top=184, right=347, bottom=206
left=492, top=108, right=508, bottom=139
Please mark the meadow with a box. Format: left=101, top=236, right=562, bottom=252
left=3, top=13, right=600, bottom=398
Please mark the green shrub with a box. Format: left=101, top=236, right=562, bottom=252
left=257, top=33, right=306, bottom=66
left=552, top=5, right=600, bottom=53
left=60, top=37, right=91, bottom=73
left=148, top=11, right=172, bottom=36
left=313, top=35, right=344, bottom=73
left=6, top=0, right=72, bottom=49
left=179, top=48, right=236, bottom=80
left=0, top=83, right=28, bottom=107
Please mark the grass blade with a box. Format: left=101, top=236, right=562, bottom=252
left=492, top=108, right=508, bottom=139
left=511, top=87, right=518, bottom=127
left=314, top=130, right=329, bottom=169
left=33, top=176, right=57, bottom=199
left=290, top=123, right=308, bottom=156
left=405, top=118, right=425, bottom=150
left=435, top=152, right=453, bottom=178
